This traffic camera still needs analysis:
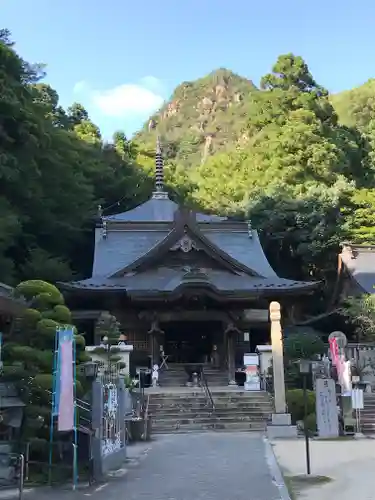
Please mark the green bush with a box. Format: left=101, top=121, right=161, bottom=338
left=15, top=280, right=63, bottom=305
left=286, top=389, right=316, bottom=424
left=284, top=329, right=325, bottom=361
left=305, top=413, right=317, bottom=433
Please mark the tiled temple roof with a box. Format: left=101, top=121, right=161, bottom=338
left=61, top=135, right=319, bottom=298
left=340, top=244, right=375, bottom=294
left=103, top=196, right=226, bottom=223
left=62, top=267, right=318, bottom=297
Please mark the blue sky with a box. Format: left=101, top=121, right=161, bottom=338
left=3, top=0, right=375, bottom=139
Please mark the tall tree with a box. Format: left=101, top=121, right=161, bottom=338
left=66, top=102, right=89, bottom=126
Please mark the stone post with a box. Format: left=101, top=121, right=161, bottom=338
left=267, top=301, right=296, bottom=437
left=270, top=301, right=286, bottom=413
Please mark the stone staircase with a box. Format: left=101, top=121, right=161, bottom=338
left=361, top=393, right=375, bottom=434
left=149, top=390, right=273, bottom=434
left=159, top=363, right=228, bottom=387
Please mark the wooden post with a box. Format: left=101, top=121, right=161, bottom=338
left=148, top=320, right=162, bottom=366
left=225, top=324, right=237, bottom=386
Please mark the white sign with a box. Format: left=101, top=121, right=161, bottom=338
left=316, top=378, right=339, bottom=438
left=243, top=309, right=269, bottom=322
left=244, top=353, right=259, bottom=366
left=351, top=389, right=364, bottom=410
left=244, top=365, right=260, bottom=391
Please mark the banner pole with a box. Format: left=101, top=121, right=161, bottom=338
left=49, top=327, right=59, bottom=485
left=72, top=334, right=78, bottom=490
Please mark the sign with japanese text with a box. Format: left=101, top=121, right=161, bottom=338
left=316, top=378, right=339, bottom=438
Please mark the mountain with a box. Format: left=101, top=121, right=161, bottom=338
left=331, top=79, right=375, bottom=132
left=135, top=68, right=256, bottom=167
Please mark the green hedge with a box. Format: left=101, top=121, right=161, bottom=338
left=305, top=413, right=317, bottom=432
left=286, top=389, right=316, bottom=424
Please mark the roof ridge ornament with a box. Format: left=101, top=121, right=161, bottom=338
left=149, top=120, right=169, bottom=200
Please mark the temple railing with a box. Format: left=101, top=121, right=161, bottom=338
left=200, top=367, right=215, bottom=412
left=131, top=341, right=149, bottom=351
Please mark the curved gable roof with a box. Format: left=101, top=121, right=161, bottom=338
left=109, top=222, right=260, bottom=278
left=92, top=229, right=170, bottom=277
left=202, top=229, right=277, bottom=278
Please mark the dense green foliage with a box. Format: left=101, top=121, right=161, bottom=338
left=284, top=330, right=326, bottom=361
left=286, top=389, right=316, bottom=423
left=137, top=55, right=375, bottom=296
left=1, top=32, right=375, bottom=318
left=0, top=30, right=152, bottom=284
left=283, top=329, right=325, bottom=388
left=341, top=294, right=375, bottom=340
left=3, top=280, right=88, bottom=439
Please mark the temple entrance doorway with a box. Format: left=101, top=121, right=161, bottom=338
left=162, top=321, right=222, bottom=364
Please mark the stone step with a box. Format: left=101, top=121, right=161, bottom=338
left=362, top=426, right=375, bottom=434
left=149, top=404, right=272, bottom=413
left=362, top=425, right=375, bottom=431
left=149, top=405, right=271, bottom=414
left=149, top=389, right=272, bottom=435
left=152, top=415, right=271, bottom=425
left=149, top=392, right=270, bottom=400
left=149, top=398, right=271, bottom=406
left=160, top=377, right=229, bottom=385
left=149, top=404, right=272, bottom=412
left=150, top=408, right=272, bottom=420
left=152, top=421, right=267, bottom=433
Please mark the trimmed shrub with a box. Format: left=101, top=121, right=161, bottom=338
left=286, top=389, right=316, bottom=424
left=305, top=413, right=317, bottom=433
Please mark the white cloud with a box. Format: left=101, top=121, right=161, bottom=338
left=73, top=80, right=88, bottom=94
left=71, top=77, right=165, bottom=119
left=91, top=83, right=164, bottom=118
left=139, top=75, right=165, bottom=94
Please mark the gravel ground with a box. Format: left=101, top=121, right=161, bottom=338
left=272, top=437, right=375, bottom=500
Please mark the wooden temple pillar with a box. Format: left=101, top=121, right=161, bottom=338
left=224, top=323, right=239, bottom=386
left=148, top=319, right=164, bottom=366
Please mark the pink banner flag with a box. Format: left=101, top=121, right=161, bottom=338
left=329, top=337, right=339, bottom=366
left=58, top=329, right=74, bottom=431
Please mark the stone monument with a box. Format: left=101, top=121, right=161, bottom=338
left=267, top=301, right=297, bottom=438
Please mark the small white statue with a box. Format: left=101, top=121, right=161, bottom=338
left=152, top=364, right=159, bottom=387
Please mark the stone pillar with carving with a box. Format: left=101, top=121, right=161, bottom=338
left=267, top=301, right=296, bottom=437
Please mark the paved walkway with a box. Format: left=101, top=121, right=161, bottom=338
left=272, top=438, right=375, bottom=499
left=12, top=434, right=288, bottom=500
left=96, top=433, right=286, bottom=500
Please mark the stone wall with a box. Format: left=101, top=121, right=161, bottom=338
left=346, top=343, right=375, bottom=387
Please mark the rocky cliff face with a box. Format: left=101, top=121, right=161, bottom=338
left=135, top=69, right=256, bottom=168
